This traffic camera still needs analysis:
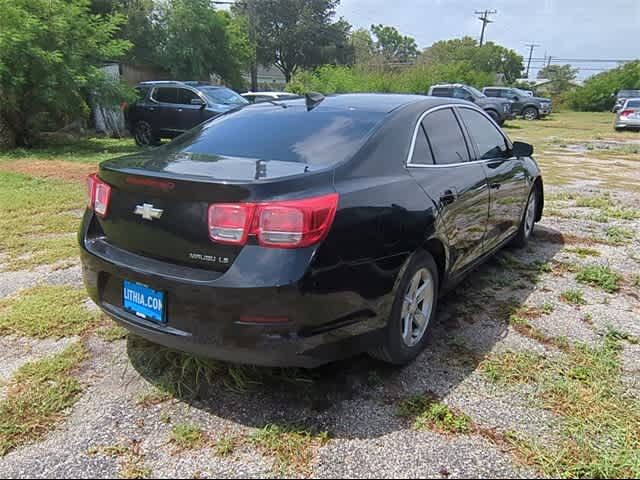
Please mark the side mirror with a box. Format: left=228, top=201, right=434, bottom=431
left=190, top=98, right=206, bottom=107
left=513, top=96, right=520, bottom=101
left=512, top=141, right=534, bottom=157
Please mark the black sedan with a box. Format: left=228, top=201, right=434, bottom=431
left=80, top=94, right=543, bottom=368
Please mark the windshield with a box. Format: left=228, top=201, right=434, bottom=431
left=466, top=86, right=486, bottom=98
left=198, top=87, right=249, bottom=106
left=513, top=88, right=531, bottom=97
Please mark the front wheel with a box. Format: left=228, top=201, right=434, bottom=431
left=370, top=251, right=439, bottom=365
left=522, top=107, right=539, bottom=121
left=487, top=110, right=502, bottom=126
left=133, top=121, right=160, bottom=147
left=512, top=186, right=539, bottom=248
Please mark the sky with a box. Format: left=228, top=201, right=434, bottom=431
left=336, top=0, right=640, bottom=79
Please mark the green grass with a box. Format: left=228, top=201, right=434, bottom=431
left=170, top=423, right=205, bottom=449
left=96, top=324, right=128, bottom=342
left=397, top=394, right=471, bottom=434
left=0, top=171, right=84, bottom=270
left=249, top=424, right=329, bottom=476
left=214, top=436, right=239, bottom=457
left=541, top=302, right=555, bottom=314
left=0, top=286, right=101, bottom=338
left=0, top=138, right=139, bottom=164
left=605, top=226, right=635, bottom=245
left=482, top=351, right=546, bottom=385
left=485, top=335, right=640, bottom=478
left=576, top=265, right=621, bottom=293
left=0, top=342, right=87, bottom=456
left=560, top=289, right=587, bottom=306
left=564, top=247, right=600, bottom=258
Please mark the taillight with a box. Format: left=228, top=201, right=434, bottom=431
left=620, top=109, right=635, bottom=118
left=207, top=193, right=339, bottom=249
left=86, top=173, right=112, bottom=218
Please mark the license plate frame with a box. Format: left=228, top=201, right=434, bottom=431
left=122, top=280, right=166, bottom=323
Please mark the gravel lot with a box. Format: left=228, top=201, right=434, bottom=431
left=0, top=113, right=638, bottom=478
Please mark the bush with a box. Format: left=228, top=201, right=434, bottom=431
left=568, top=61, right=640, bottom=111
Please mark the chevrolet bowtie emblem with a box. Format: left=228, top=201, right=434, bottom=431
left=134, top=203, right=164, bottom=221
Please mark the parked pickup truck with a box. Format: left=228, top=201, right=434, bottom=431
left=428, top=84, right=514, bottom=126
left=483, top=87, right=552, bottom=120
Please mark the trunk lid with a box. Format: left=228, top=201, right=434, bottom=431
left=94, top=149, right=331, bottom=271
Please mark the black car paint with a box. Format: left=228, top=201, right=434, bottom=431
left=80, top=94, right=543, bottom=367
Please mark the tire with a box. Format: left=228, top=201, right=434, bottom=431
left=511, top=186, right=539, bottom=248
left=522, top=106, right=539, bottom=121
left=487, top=110, right=502, bottom=125
left=133, top=121, right=160, bottom=147
left=370, top=251, right=439, bottom=365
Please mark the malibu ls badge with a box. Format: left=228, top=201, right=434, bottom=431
left=134, top=203, right=163, bottom=221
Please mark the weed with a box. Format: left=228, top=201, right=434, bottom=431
left=560, top=289, right=587, bottom=306
left=564, top=247, right=600, bottom=257
left=576, top=265, right=621, bottom=293
left=97, top=324, right=128, bottom=342
left=605, top=226, right=635, bottom=245
left=170, top=423, right=205, bottom=449
left=397, top=394, right=471, bottom=434
left=542, top=302, right=555, bottom=314
left=482, top=351, right=546, bottom=385
left=214, top=436, right=239, bottom=457
left=0, top=342, right=87, bottom=455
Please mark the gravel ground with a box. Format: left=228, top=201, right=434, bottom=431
left=1, top=139, right=639, bottom=478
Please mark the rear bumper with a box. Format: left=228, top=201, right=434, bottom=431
left=80, top=234, right=389, bottom=368
left=615, top=119, right=640, bottom=130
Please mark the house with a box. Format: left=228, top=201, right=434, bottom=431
left=242, top=66, right=287, bottom=90
left=517, top=77, right=583, bottom=96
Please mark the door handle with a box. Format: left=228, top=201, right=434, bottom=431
left=439, top=189, right=458, bottom=206
left=490, top=183, right=501, bottom=190
left=177, top=108, right=183, bottom=112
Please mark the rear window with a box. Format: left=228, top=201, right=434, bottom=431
left=170, top=106, right=385, bottom=165
left=619, top=90, right=640, bottom=97
left=431, top=87, right=451, bottom=97
left=626, top=100, right=640, bottom=108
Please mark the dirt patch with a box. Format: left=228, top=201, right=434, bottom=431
left=0, top=160, right=96, bottom=183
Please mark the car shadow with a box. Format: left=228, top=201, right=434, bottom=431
left=127, top=225, right=565, bottom=439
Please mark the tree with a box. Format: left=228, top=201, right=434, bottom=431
left=155, top=0, right=250, bottom=87
left=371, top=24, right=418, bottom=63
left=351, top=28, right=375, bottom=65
left=242, top=0, right=351, bottom=83
left=421, top=37, right=523, bottom=84
left=537, top=64, right=579, bottom=94
left=568, top=61, right=640, bottom=111
left=0, top=0, right=131, bottom=148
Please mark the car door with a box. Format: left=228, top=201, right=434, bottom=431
left=150, top=87, right=181, bottom=136
left=457, top=106, right=526, bottom=252
left=407, top=107, right=489, bottom=276
left=177, top=88, right=208, bottom=131
left=502, top=89, right=524, bottom=115
left=453, top=87, right=475, bottom=104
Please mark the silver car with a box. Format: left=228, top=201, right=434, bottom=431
left=614, top=98, right=640, bottom=131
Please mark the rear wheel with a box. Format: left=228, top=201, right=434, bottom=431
left=487, top=110, right=502, bottom=126
left=370, top=251, right=439, bottom=365
left=133, top=121, right=160, bottom=147
left=522, top=107, right=539, bottom=121
left=512, top=186, right=539, bottom=248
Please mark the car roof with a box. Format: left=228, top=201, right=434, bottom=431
left=243, top=93, right=467, bottom=114
left=137, top=81, right=225, bottom=89
left=430, top=83, right=469, bottom=88
left=243, top=91, right=297, bottom=96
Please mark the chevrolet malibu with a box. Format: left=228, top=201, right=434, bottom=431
left=80, top=94, right=543, bottom=367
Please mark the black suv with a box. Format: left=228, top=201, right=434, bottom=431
left=428, top=84, right=514, bottom=126
left=125, top=81, right=249, bottom=146
left=483, top=87, right=552, bottom=120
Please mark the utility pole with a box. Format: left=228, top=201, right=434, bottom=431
left=525, top=43, right=540, bottom=78
left=475, top=9, right=497, bottom=47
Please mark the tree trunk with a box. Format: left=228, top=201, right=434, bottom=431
left=250, top=62, right=258, bottom=91
left=0, top=112, right=16, bottom=151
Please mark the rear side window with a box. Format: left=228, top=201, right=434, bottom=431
left=169, top=106, right=385, bottom=165
left=458, top=108, right=509, bottom=160
left=431, top=87, right=451, bottom=97
left=410, top=125, right=434, bottom=165
left=153, top=87, right=179, bottom=104
left=422, top=108, right=469, bottom=164
left=484, top=89, right=499, bottom=97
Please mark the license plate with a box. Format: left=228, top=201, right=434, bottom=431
left=123, top=280, right=166, bottom=323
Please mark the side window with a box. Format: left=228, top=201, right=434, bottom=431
left=421, top=108, right=470, bottom=165
left=178, top=88, right=201, bottom=105
left=152, top=87, right=178, bottom=104
left=453, top=87, right=473, bottom=101
left=458, top=108, right=509, bottom=160
left=431, top=87, right=451, bottom=97
left=410, top=124, right=434, bottom=165
left=484, top=89, right=498, bottom=97
left=502, top=90, right=517, bottom=100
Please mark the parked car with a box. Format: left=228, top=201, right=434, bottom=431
left=614, top=98, right=640, bottom=131
left=242, top=91, right=300, bottom=103
left=428, top=84, right=514, bottom=126
left=125, top=81, right=249, bottom=147
left=483, top=87, right=552, bottom=120
left=612, top=89, right=640, bottom=112
left=81, top=94, right=543, bottom=368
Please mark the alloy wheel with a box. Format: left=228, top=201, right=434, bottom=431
left=135, top=123, right=152, bottom=146
left=524, top=192, right=537, bottom=237
left=400, top=268, right=435, bottom=347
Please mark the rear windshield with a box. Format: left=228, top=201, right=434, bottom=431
left=170, top=105, right=385, bottom=165
left=197, top=87, right=248, bottom=106
left=626, top=100, right=640, bottom=108
left=619, top=90, right=640, bottom=98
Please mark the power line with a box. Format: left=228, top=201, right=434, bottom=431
left=475, top=9, right=497, bottom=47
left=525, top=43, right=541, bottom=78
